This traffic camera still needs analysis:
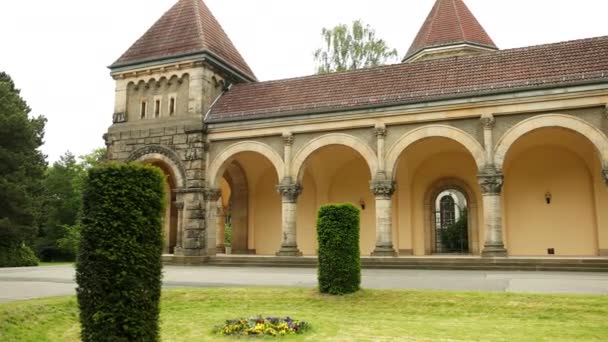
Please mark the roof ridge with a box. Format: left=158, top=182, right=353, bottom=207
left=192, top=0, right=206, bottom=47
left=452, top=0, right=467, bottom=42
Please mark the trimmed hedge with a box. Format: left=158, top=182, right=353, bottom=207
left=0, top=244, right=39, bottom=267
left=76, top=163, right=165, bottom=342
left=317, top=203, right=361, bottom=295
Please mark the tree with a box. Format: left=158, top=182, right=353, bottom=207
left=37, top=152, right=84, bottom=261
left=36, top=148, right=107, bottom=261
left=0, top=72, right=46, bottom=267
left=313, top=20, right=398, bottom=74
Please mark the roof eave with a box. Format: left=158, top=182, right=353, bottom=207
left=108, top=50, right=257, bottom=83
left=403, top=42, right=499, bottom=62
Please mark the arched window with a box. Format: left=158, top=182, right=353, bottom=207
left=434, top=190, right=468, bottom=254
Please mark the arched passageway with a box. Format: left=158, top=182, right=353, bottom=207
left=502, top=127, right=601, bottom=256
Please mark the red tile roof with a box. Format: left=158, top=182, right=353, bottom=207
left=405, top=0, right=497, bottom=60
left=207, top=36, right=608, bottom=123
left=111, top=0, right=256, bottom=81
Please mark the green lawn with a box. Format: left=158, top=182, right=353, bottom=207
left=1, top=288, right=607, bottom=341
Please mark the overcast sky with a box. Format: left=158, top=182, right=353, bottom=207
left=1, top=0, right=607, bottom=163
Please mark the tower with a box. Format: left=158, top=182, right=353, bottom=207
left=104, top=0, right=255, bottom=259
left=403, top=0, right=498, bottom=62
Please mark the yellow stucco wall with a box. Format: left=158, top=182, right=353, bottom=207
left=395, top=138, right=483, bottom=255
left=503, top=128, right=601, bottom=256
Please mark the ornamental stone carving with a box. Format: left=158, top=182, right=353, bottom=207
left=478, top=170, right=504, bottom=195
left=276, top=183, right=302, bottom=203
left=113, top=112, right=127, bottom=123
left=370, top=180, right=396, bottom=199
left=127, top=145, right=187, bottom=187
left=204, top=188, right=222, bottom=202
left=282, top=132, right=294, bottom=146
left=375, top=125, right=387, bottom=138
left=480, top=116, right=495, bottom=129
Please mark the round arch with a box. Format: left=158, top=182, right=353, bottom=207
left=291, top=133, right=378, bottom=181
left=128, top=145, right=186, bottom=188
left=208, top=141, right=285, bottom=187
left=494, top=114, right=608, bottom=170
left=423, top=178, right=480, bottom=255
left=386, top=125, right=487, bottom=179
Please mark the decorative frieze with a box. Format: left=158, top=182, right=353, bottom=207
left=276, top=183, right=302, bottom=203
left=370, top=180, right=396, bottom=199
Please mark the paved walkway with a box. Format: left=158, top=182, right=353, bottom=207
left=1, top=265, right=607, bottom=303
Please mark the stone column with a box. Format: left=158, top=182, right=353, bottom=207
left=282, top=132, right=294, bottom=178
left=276, top=183, right=303, bottom=256
left=478, top=169, right=508, bottom=257
left=370, top=180, right=397, bottom=256
left=481, top=115, right=495, bottom=166
left=179, top=189, right=207, bottom=257
left=204, top=188, right=221, bottom=256
left=173, top=201, right=185, bottom=255
left=216, top=206, right=227, bottom=253
left=375, top=124, right=387, bottom=178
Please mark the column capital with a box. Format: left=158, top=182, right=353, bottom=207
left=204, top=188, right=222, bottom=202
left=282, top=132, right=294, bottom=146
left=370, top=180, right=396, bottom=199
left=375, top=125, right=387, bottom=138
left=276, top=183, right=302, bottom=203
left=478, top=169, right=504, bottom=195
left=480, top=115, right=495, bottom=129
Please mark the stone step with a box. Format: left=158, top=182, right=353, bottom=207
left=199, top=256, right=608, bottom=272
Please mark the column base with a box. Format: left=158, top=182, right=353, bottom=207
left=371, top=246, right=397, bottom=257
left=276, top=246, right=303, bottom=257
left=481, top=246, right=508, bottom=258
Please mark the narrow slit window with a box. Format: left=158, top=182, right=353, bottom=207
left=169, top=97, right=176, bottom=116
left=140, top=101, right=147, bottom=119
left=154, top=99, right=161, bottom=118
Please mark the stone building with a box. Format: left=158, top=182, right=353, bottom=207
left=105, top=0, right=608, bottom=263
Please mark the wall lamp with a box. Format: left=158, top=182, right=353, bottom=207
left=545, top=192, right=552, bottom=204
left=359, top=199, right=366, bottom=210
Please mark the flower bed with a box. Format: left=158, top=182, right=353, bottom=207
left=213, top=316, right=309, bottom=337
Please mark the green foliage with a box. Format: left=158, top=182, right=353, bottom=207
left=224, top=222, right=232, bottom=247
left=36, top=148, right=106, bottom=261
left=314, top=20, right=398, bottom=74
left=0, top=72, right=46, bottom=267
left=440, top=210, right=469, bottom=251
left=0, top=244, right=39, bottom=267
left=317, top=203, right=361, bottom=295
left=76, top=162, right=165, bottom=342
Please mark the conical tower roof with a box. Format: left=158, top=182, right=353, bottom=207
left=111, top=0, right=256, bottom=81
left=404, top=0, right=497, bottom=62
